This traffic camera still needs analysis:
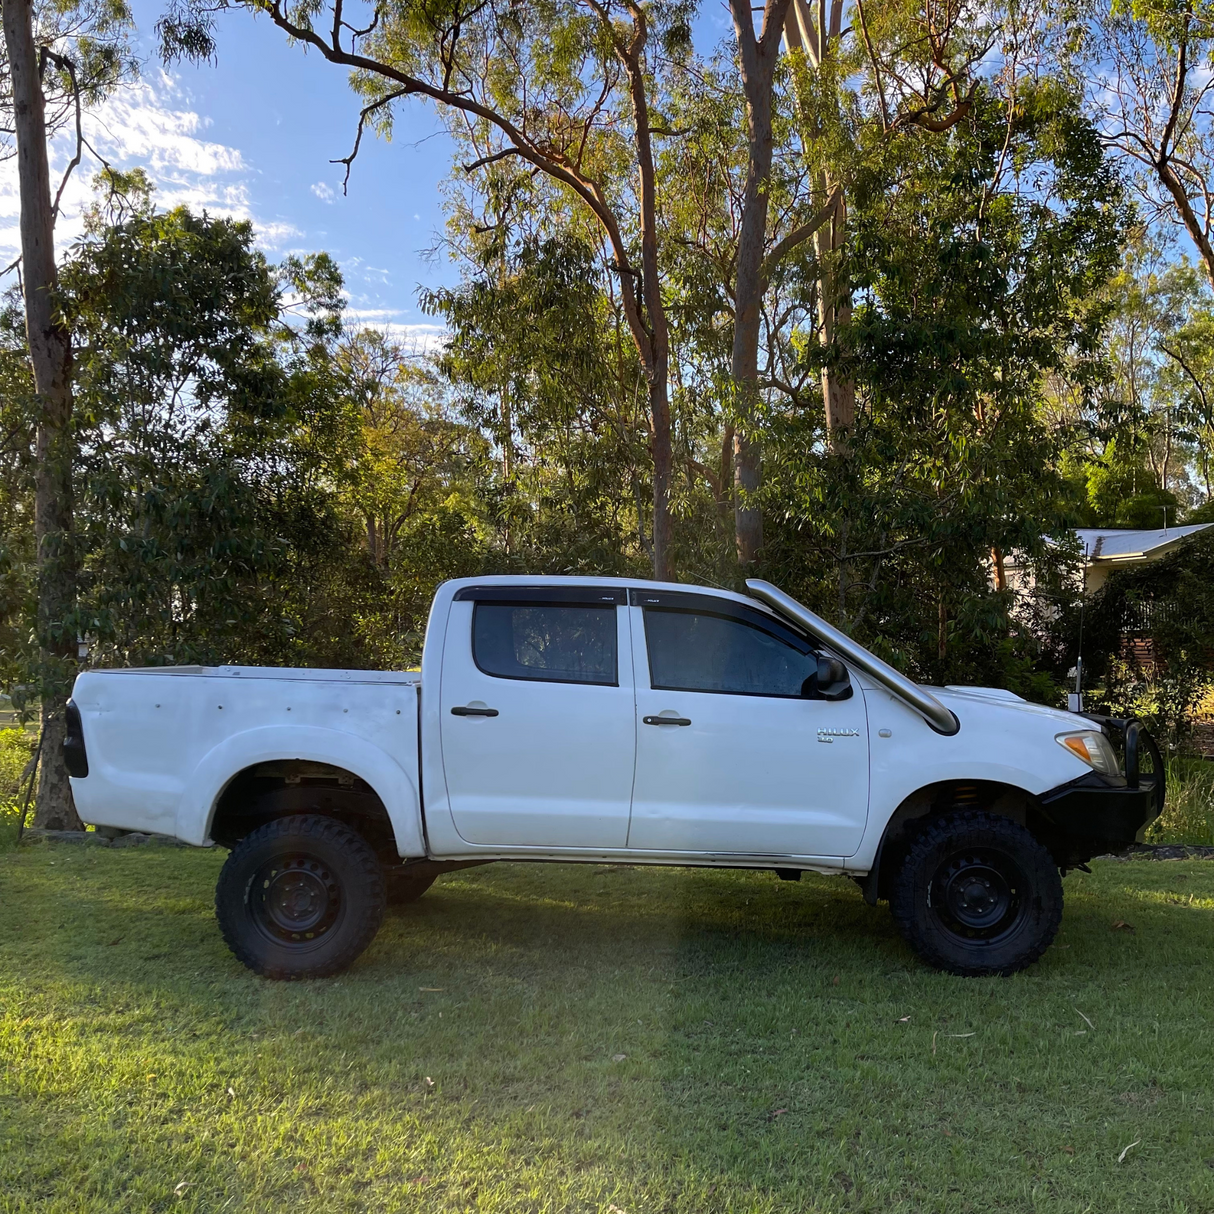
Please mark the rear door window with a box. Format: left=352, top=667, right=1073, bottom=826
left=473, top=603, right=618, bottom=686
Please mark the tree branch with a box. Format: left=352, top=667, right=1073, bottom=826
left=39, top=48, right=82, bottom=222
left=461, top=146, right=523, bottom=173
left=760, top=185, right=840, bottom=284
left=332, top=88, right=410, bottom=193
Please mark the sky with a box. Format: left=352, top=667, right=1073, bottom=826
left=0, top=1, right=466, bottom=349
left=0, top=2, right=739, bottom=352
left=0, top=1, right=741, bottom=351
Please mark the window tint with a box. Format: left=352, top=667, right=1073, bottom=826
left=473, top=603, right=618, bottom=685
left=643, top=607, right=817, bottom=697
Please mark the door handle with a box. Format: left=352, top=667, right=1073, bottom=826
left=451, top=705, right=499, bottom=717
left=643, top=715, right=691, bottom=726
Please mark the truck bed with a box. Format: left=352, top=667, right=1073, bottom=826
left=70, top=666, right=421, bottom=845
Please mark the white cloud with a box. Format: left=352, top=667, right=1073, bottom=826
left=0, top=70, right=298, bottom=267
left=344, top=306, right=405, bottom=321
left=379, top=323, right=449, bottom=354
left=341, top=317, right=448, bottom=354
left=258, top=221, right=304, bottom=247
left=311, top=182, right=336, bottom=203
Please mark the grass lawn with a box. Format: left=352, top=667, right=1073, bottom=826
left=2, top=845, right=1214, bottom=1213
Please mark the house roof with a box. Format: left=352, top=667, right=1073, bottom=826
left=1075, top=524, right=1214, bottom=563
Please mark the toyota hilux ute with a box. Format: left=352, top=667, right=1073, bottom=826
left=64, top=576, right=1164, bottom=979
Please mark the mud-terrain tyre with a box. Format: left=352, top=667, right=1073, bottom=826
left=890, top=811, right=1063, bottom=977
left=215, top=814, right=386, bottom=980
left=385, top=870, right=437, bottom=906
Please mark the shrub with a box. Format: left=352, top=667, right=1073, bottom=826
left=0, top=728, right=37, bottom=847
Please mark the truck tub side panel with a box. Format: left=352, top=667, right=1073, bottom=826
left=183, top=724, right=424, bottom=854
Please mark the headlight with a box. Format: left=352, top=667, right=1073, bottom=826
left=1056, top=730, right=1120, bottom=777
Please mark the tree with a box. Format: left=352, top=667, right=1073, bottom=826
left=48, top=199, right=399, bottom=671
left=1065, top=244, right=1213, bottom=521
left=160, top=0, right=694, bottom=579
left=1160, top=288, right=1214, bottom=503
left=727, top=0, right=793, bottom=563
left=0, top=0, right=132, bottom=828
left=762, top=74, right=1126, bottom=687
left=425, top=233, right=654, bottom=572
left=1088, top=0, right=1214, bottom=289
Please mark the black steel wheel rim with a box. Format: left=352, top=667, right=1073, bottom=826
left=928, top=850, right=1025, bottom=944
left=249, top=853, right=342, bottom=947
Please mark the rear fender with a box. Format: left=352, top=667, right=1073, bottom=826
left=179, top=725, right=423, bottom=856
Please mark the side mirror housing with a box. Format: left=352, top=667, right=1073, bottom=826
left=802, top=655, right=852, bottom=701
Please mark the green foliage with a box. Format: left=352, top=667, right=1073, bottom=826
left=424, top=234, right=655, bottom=575
left=759, top=77, right=1125, bottom=688
left=0, top=728, right=36, bottom=846
left=1073, top=250, right=1213, bottom=525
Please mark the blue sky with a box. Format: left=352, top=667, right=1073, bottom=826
left=0, top=2, right=466, bottom=347
left=149, top=1, right=459, bottom=340
left=0, top=0, right=736, bottom=348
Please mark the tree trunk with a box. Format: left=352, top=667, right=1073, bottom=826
left=728, top=0, right=792, bottom=566
left=783, top=2, right=856, bottom=450
left=814, top=175, right=855, bottom=445
left=650, top=370, right=672, bottom=580
left=991, top=545, right=1007, bottom=592
left=619, top=10, right=673, bottom=581
left=3, top=0, right=81, bottom=830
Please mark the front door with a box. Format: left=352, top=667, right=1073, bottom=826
left=627, top=591, right=870, bottom=857
left=439, top=586, right=636, bottom=848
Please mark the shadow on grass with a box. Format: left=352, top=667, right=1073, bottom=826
left=4, top=848, right=1214, bottom=1212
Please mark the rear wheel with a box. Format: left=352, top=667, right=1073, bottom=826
left=890, top=811, right=1062, bottom=976
left=215, top=814, right=386, bottom=979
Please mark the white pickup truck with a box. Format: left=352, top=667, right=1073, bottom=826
left=64, top=576, right=1163, bottom=980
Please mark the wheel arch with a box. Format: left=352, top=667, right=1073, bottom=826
left=861, top=778, right=1057, bottom=905
left=176, top=725, right=424, bottom=858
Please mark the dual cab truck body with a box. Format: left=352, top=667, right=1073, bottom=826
left=65, top=576, right=1163, bottom=978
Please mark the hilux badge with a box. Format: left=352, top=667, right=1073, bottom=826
left=817, top=727, right=860, bottom=743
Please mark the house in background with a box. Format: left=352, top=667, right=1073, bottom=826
left=1001, top=523, right=1214, bottom=603
left=1074, top=525, right=1214, bottom=596
left=1001, top=524, right=1214, bottom=683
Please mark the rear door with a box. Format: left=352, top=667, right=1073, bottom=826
left=439, top=585, right=636, bottom=848
left=627, top=590, right=870, bottom=857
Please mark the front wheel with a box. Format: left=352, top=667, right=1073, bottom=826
left=890, top=811, right=1063, bottom=976
left=215, top=815, right=386, bottom=979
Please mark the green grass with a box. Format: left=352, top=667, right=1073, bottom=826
left=3, top=847, right=1214, bottom=1212
left=1149, top=755, right=1214, bottom=845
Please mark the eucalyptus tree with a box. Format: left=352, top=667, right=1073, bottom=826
left=1087, top=0, right=1214, bottom=289
left=763, top=76, right=1127, bottom=676
left=425, top=232, right=656, bottom=572
left=0, top=0, right=132, bottom=828
left=335, top=326, right=483, bottom=572
left=782, top=0, right=1007, bottom=446
left=162, top=0, right=694, bottom=579
left=726, top=0, right=793, bottom=563
left=1163, top=302, right=1214, bottom=501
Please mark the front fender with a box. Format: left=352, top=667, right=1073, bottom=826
left=177, top=725, right=424, bottom=857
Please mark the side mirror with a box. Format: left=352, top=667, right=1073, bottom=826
left=801, top=655, right=852, bottom=701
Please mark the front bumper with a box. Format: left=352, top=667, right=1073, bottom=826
left=1038, top=774, right=1161, bottom=846
left=1038, top=718, right=1165, bottom=851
